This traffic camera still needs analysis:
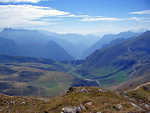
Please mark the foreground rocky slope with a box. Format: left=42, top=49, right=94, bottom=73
left=0, top=82, right=150, bottom=113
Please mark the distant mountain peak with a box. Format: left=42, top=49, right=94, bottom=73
left=82, top=30, right=142, bottom=58
left=1, top=28, right=38, bottom=33
left=144, top=30, right=150, bottom=34
left=140, top=30, right=150, bottom=37
left=2, top=28, right=13, bottom=32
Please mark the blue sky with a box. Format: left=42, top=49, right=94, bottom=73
left=0, top=0, right=150, bottom=35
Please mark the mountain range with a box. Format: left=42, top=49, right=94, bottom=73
left=0, top=28, right=101, bottom=60
left=75, top=30, right=150, bottom=89
left=0, top=28, right=149, bottom=95
left=82, top=31, right=142, bottom=58
left=0, top=28, right=74, bottom=61
left=0, top=28, right=143, bottom=60
left=40, top=30, right=100, bottom=59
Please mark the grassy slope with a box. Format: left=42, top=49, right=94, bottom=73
left=127, top=82, right=150, bottom=102
left=0, top=60, right=100, bottom=97
left=110, top=63, right=150, bottom=91
left=0, top=86, right=150, bottom=113
left=0, top=62, right=79, bottom=97
left=45, top=87, right=139, bottom=113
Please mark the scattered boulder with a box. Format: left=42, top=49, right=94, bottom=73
left=69, top=87, right=74, bottom=92
left=129, top=98, right=136, bottom=102
left=120, top=92, right=130, bottom=98
left=21, top=101, right=26, bottom=105
left=0, top=109, right=2, bottom=112
left=3, top=100, right=9, bottom=104
left=62, top=105, right=86, bottom=113
left=138, top=99, right=144, bottom=103
left=141, top=103, right=150, bottom=109
left=76, top=88, right=90, bottom=93
left=9, top=101, right=16, bottom=105
left=115, top=92, right=120, bottom=96
left=67, top=87, right=74, bottom=93
left=36, top=98, right=50, bottom=102
left=79, top=104, right=86, bottom=110
left=62, top=106, right=81, bottom=113
left=85, top=102, right=93, bottom=106
left=129, top=102, right=145, bottom=111
left=98, top=89, right=108, bottom=93
left=115, top=104, right=123, bottom=109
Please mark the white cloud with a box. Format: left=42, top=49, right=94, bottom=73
left=81, top=17, right=123, bottom=21
left=96, top=16, right=104, bottom=17
left=0, top=5, right=68, bottom=27
left=0, top=0, right=46, bottom=3
left=128, top=17, right=140, bottom=21
left=0, top=19, right=58, bottom=28
left=137, top=17, right=150, bottom=23
left=59, top=14, right=89, bottom=18
left=81, top=17, right=141, bottom=22
left=42, top=19, right=62, bottom=21
left=130, top=10, right=150, bottom=14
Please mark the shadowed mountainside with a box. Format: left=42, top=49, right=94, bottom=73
left=76, top=31, right=150, bottom=87
left=82, top=31, right=142, bottom=58
left=0, top=28, right=74, bottom=61
left=0, top=37, right=21, bottom=56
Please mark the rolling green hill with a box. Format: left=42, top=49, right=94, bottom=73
left=75, top=31, right=150, bottom=88
left=0, top=55, right=98, bottom=97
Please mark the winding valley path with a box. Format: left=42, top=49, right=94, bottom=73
left=76, top=75, right=101, bottom=87
left=127, top=81, right=150, bottom=92
left=127, top=46, right=149, bottom=76
left=52, top=75, right=67, bottom=92
left=130, top=62, right=149, bottom=76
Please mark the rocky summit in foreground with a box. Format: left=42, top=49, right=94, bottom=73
left=0, top=82, right=150, bottom=113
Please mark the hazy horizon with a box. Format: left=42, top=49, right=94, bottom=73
left=0, top=0, right=150, bottom=35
